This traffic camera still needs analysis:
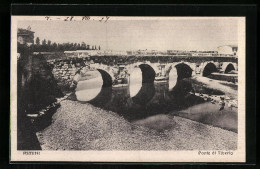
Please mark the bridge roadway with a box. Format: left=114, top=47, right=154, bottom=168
left=46, top=55, right=238, bottom=90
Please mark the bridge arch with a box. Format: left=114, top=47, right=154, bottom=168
left=128, top=63, right=156, bottom=100
left=175, top=62, right=193, bottom=80
left=168, top=62, right=193, bottom=90
left=128, top=62, right=156, bottom=84
left=96, top=69, right=113, bottom=87
left=139, top=64, right=156, bottom=83
left=201, top=62, right=218, bottom=77
left=222, top=62, right=236, bottom=73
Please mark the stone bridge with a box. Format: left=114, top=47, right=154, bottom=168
left=46, top=55, right=238, bottom=90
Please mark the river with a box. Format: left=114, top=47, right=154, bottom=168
left=72, top=70, right=237, bottom=133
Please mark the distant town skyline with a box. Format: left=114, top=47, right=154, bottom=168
left=17, top=17, right=239, bottom=51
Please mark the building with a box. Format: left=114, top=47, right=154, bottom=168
left=64, top=50, right=92, bottom=58
left=64, top=50, right=129, bottom=57
left=167, top=50, right=190, bottom=56
left=64, top=51, right=77, bottom=58
left=217, top=45, right=238, bottom=56
left=136, top=50, right=147, bottom=55
left=191, top=52, right=217, bottom=57
left=126, top=51, right=133, bottom=55
left=64, top=50, right=100, bottom=58
left=146, top=50, right=159, bottom=55
left=126, top=50, right=139, bottom=56
left=17, top=26, right=35, bottom=45
left=111, top=50, right=127, bottom=56
left=127, top=49, right=159, bottom=56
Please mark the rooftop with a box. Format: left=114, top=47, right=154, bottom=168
left=17, top=28, right=35, bottom=35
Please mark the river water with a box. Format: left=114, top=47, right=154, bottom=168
left=72, top=70, right=237, bottom=133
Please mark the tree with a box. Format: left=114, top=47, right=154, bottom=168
left=57, top=43, right=64, bottom=51
left=42, top=39, right=47, bottom=45
left=73, top=43, right=77, bottom=50
left=86, top=45, right=90, bottom=50
left=69, top=43, right=74, bottom=50
left=92, top=46, right=94, bottom=50
left=98, top=45, right=101, bottom=50
left=52, top=42, right=58, bottom=51
left=47, top=40, right=51, bottom=46
left=64, top=43, right=69, bottom=50
left=77, top=43, right=81, bottom=50
left=81, top=42, right=87, bottom=49
left=36, top=37, right=40, bottom=45
left=94, top=45, right=97, bottom=50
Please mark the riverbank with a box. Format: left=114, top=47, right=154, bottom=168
left=36, top=100, right=237, bottom=150
left=184, top=76, right=238, bottom=110
left=17, top=49, right=64, bottom=150
left=175, top=102, right=237, bottom=133
left=189, top=76, right=237, bottom=100
left=175, top=76, right=238, bottom=133
left=208, top=72, right=237, bottom=83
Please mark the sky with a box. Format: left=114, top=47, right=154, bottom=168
left=17, top=17, right=239, bottom=51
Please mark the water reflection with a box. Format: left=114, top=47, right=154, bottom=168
left=129, top=67, right=156, bottom=105
left=75, top=75, right=103, bottom=102
left=73, top=71, right=237, bottom=132
left=75, top=74, right=237, bottom=132
left=129, top=68, right=142, bottom=97
left=168, top=66, right=178, bottom=91
left=132, top=83, right=155, bottom=105
left=76, top=87, right=102, bottom=102
left=75, top=75, right=203, bottom=121
left=170, top=79, right=193, bottom=97
left=88, top=87, right=112, bottom=107
left=76, top=78, right=112, bottom=107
